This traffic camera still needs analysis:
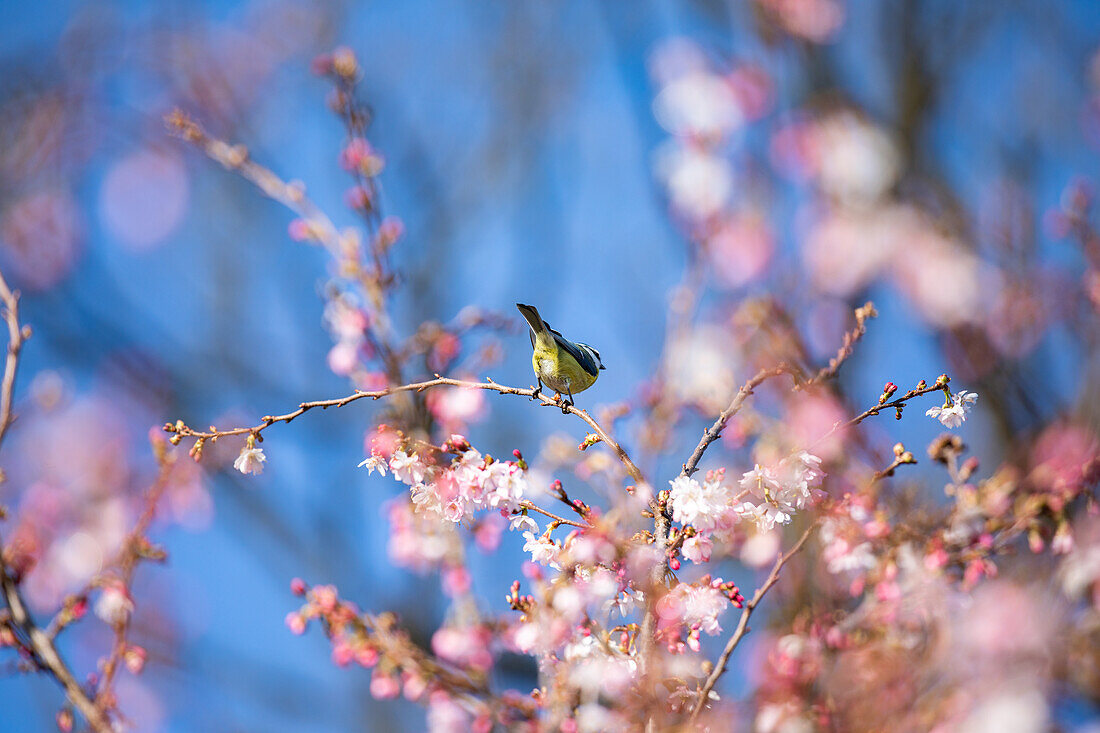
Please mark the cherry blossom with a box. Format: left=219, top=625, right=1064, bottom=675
left=926, top=390, right=979, bottom=429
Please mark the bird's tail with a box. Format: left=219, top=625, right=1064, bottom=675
left=516, top=303, right=549, bottom=335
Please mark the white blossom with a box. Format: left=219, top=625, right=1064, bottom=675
left=357, top=454, right=387, bottom=476
left=523, top=531, right=560, bottom=567
left=94, top=583, right=134, bottom=625
left=668, top=474, right=733, bottom=531
left=233, top=445, right=266, bottom=475
left=925, top=390, right=978, bottom=429
left=738, top=452, right=824, bottom=531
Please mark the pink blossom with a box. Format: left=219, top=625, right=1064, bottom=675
left=432, top=625, right=493, bottom=671
left=426, top=386, right=487, bottom=429
left=682, top=534, right=713, bottom=563
left=441, top=565, right=471, bottom=597
left=327, top=340, right=359, bottom=376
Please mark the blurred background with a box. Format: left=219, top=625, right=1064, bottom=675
left=3, top=0, right=1100, bottom=730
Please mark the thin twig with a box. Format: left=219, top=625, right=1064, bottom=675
left=0, top=270, right=113, bottom=732
left=681, top=364, right=796, bottom=478
left=688, top=523, right=817, bottom=721
left=802, top=302, right=877, bottom=387
left=518, top=501, right=589, bottom=529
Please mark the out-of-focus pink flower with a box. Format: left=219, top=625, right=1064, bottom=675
left=653, top=71, right=744, bottom=139
left=741, top=530, right=780, bottom=568
left=427, top=691, right=471, bottom=733
left=786, top=391, right=847, bottom=461
left=758, top=0, right=845, bottom=43
left=891, top=225, right=986, bottom=328
left=0, top=188, right=83, bottom=290
left=432, top=625, right=493, bottom=671
left=441, top=565, right=471, bottom=597
left=426, top=386, right=487, bottom=429
left=727, top=65, right=773, bottom=121
left=343, top=184, right=374, bottom=211
left=428, top=332, right=461, bottom=373
left=94, top=581, right=134, bottom=626
left=473, top=513, right=504, bottom=552
left=327, top=340, right=359, bottom=376
left=802, top=206, right=899, bottom=297
left=99, top=148, right=189, bottom=250
left=1029, top=421, right=1099, bottom=494
left=286, top=612, right=306, bottom=635
left=815, top=112, right=900, bottom=207
left=653, top=143, right=732, bottom=222
left=707, top=213, right=773, bottom=288
left=331, top=640, right=354, bottom=667
left=339, top=138, right=384, bottom=176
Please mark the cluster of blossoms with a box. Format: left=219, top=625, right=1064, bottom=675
left=668, top=451, right=825, bottom=544
left=656, top=576, right=744, bottom=653
left=360, top=434, right=531, bottom=524
left=739, top=452, right=825, bottom=531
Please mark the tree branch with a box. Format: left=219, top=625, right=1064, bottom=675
left=681, top=364, right=796, bottom=478
left=166, top=375, right=646, bottom=485
left=0, top=270, right=113, bottom=733
left=688, top=523, right=817, bottom=721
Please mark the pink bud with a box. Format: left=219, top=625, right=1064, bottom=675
left=123, top=645, right=146, bottom=674
left=331, top=641, right=354, bottom=667
left=370, top=672, right=400, bottom=699
left=290, top=578, right=307, bottom=596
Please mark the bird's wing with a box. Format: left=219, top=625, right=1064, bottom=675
left=549, top=328, right=600, bottom=377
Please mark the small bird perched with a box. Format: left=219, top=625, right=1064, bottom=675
left=516, top=303, right=605, bottom=413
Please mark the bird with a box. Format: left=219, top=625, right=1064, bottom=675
left=516, top=303, right=605, bottom=413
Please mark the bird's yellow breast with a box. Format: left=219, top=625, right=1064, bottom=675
left=532, top=339, right=598, bottom=395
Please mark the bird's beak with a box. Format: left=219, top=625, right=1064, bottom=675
left=599, top=365, right=606, bottom=370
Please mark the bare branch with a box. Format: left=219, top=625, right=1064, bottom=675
left=689, top=523, right=817, bottom=721
left=166, top=376, right=646, bottom=485
left=802, top=301, right=877, bottom=387
left=681, top=364, right=796, bottom=478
